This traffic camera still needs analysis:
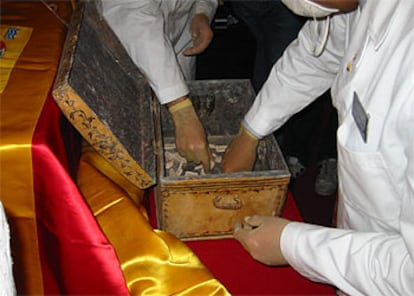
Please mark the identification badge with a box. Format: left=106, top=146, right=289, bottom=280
left=352, top=92, right=369, bottom=143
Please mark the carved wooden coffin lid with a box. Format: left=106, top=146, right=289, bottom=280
left=53, top=0, right=156, bottom=189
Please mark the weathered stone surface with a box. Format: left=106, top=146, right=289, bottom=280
left=53, top=1, right=156, bottom=188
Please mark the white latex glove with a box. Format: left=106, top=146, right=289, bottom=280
left=233, top=215, right=291, bottom=266
left=169, top=97, right=212, bottom=173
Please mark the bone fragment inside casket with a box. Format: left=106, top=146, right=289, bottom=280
left=164, top=143, right=226, bottom=177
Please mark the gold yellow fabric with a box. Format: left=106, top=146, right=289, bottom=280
left=0, top=2, right=72, bottom=293
left=0, top=25, right=33, bottom=93
left=77, top=146, right=230, bottom=295
left=81, top=142, right=147, bottom=208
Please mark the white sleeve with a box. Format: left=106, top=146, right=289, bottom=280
left=0, top=201, right=16, bottom=296
left=244, top=14, right=348, bottom=138
left=280, top=220, right=414, bottom=295
left=100, top=0, right=188, bottom=104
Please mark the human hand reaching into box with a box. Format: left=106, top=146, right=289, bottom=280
left=168, top=96, right=212, bottom=173
left=222, top=125, right=259, bottom=173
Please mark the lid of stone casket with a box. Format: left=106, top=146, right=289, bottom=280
left=53, top=0, right=156, bottom=189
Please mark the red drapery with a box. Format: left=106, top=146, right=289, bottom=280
left=0, top=1, right=335, bottom=294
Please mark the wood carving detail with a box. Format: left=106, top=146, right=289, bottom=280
left=57, top=90, right=154, bottom=189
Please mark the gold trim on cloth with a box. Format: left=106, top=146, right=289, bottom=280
left=77, top=146, right=230, bottom=295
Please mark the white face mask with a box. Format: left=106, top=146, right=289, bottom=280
left=281, top=0, right=339, bottom=18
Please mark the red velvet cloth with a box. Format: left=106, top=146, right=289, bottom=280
left=150, top=193, right=336, bottom=295
left=31, top=94, right=130, bottom=295
left=187, top=196, right=335, bottom=295
left=31, top=94, right=334, bottom=295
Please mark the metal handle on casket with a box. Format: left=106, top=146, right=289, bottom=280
left=213, top=195, right=243, bottom=210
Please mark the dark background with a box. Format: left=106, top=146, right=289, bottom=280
left=196, top=3, right=336, bottom=227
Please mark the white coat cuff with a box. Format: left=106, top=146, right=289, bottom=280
left=156, top=83, right=189, bottom=105
left=280, top=222, right=324, bottom=281
left=243, top=111, right=274, bottom=139
left=241, top=120, right=264, bottom=140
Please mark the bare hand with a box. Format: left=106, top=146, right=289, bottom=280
left=234, top=215, right=291, bottom=266
left=169, top=98, right=212, bottom=172
left=222, top=126, right=258, bottom=173
left=183, top=13, right=213, bottom=56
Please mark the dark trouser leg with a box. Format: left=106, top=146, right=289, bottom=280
left=230, top=0, right=305, bottom=92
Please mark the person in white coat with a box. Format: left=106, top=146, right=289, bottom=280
left=99, top=0, right=218, bottom=172
left=222, top=0, right=414, bottom=295
left=0, top=201, right=16, bottom=296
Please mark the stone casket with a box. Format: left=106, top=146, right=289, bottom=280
left=53, top=0, right=290, bottom=240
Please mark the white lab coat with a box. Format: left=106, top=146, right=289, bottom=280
left=244, top=0, right=414, bottom=295
left=0, top=201, right=16, bottom=296
left=99, top=0, right=217, bottom=104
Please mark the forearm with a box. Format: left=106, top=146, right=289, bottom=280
left=244, top=15, right=347, bottom=137
left=101, top=0, right=189, bottom=104
left=281, top=222, right=414, bottom=295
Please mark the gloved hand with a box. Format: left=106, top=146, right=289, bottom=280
left=222, top=126, right=259, bottom=173
left=183, top=13, right=213, bottom=56
left=168, top=97, right=212, bottom=173
left=233, top=215, right=291, bottom=266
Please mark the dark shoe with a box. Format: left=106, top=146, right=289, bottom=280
left=287, top=156, right=306, bottom=179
